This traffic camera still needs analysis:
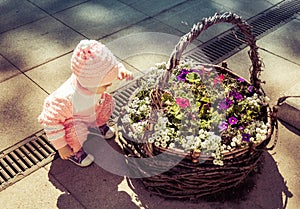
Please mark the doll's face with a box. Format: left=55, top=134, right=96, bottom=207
left=88, top=82, right=112, bottom=94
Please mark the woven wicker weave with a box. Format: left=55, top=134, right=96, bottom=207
left=116, top=12, right=277, bottom=199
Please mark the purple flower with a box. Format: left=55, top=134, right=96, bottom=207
left=234, top=92, right=243, bottom=100
left=248, top=86, right=254, bottom=93
left=218, top=121, right=228, bottom=131
left=242, top=133, right=251, bottom=142
left=219, top=101, right=228, bottom=110
left=228, top=116, right=238, bottom=125
left=225, top=98, right=233, bottom=106
left=218, top=98, right=233, bottom=110
left=177, top=69, right=189, bottom=81
left=237, top=78, right=245, bottom=82
left=230, top=91, right=243, bottom=101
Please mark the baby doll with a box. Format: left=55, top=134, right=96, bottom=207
left=38, top=40, right=133, bottom=167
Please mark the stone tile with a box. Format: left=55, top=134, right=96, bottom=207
left=130, top=0, right=186, bottom=16
left=154, top=0, right=239, bottom=42
left=277, top=82, right=300, bottom=130
left=0, top=168, right=84, bottom=209
left=54, top=0, right=147, bottom=40
left=223, top=49, right=300, bottom=105
left=101, top=17, right=188, bottom=44
left=26, top=54, right=142, bottom=96
left=123, top=54, right=169, bottom=75
left=267, top=123, right=300, bottom=209
left=0, top=74, right=48, bottom=150
left=29, top=0, right=88, bottom=14
left=212, top=0, right=273, bottom=19
left=47, top=158, right=139, bottom=209
left=0, top=0, right=47, bottom=33
left=115, top=177, right=160, bottom=209
left=0, top=16, right=84, bottom=72
left=101, top=18, right=201, bottom=61
left=266, top=0, right=284, bottom=5
left=105, top=31, right=192, bottom=65
left=282, top=82, right=300, bottom=110
left=0, top=55, right=20, bottom=83
left=26, top=53, right=73, bottom=94
left=258, top=19, right=300, bottom=65
left=117, top=0, right=139, bottom=5
left=101, top=18, right=200, bottom=73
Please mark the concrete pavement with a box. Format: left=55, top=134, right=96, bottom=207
left=0, top=0, right=299, bottom=208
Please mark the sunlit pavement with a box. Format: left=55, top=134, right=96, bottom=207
left=0, top=0, right=299, bottom=208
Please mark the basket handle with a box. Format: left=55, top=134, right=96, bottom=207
left=163, top=12, right=263, bottom=90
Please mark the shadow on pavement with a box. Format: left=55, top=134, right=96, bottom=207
left=127, top=152, right=293, bottom=209
left=47, top=154, right=140, bottom=209
left=47, top=135, right=293, bottom=209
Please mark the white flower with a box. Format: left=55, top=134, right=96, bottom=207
left=120, top=114, right=131, bottom=123
left=156, top=136, right=162, bottom=142
left=154, top=141, right=160, bottom=147
left=161, top=142, right=167, bottom=148
left=230, top=141, right=236, bottom=147
left=213, top=159, right=224, bottom=166
left=169, top=143, right=175, bottom=148
left=148, top=137, right=155, bottom=143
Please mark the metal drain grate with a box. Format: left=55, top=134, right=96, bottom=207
left=112, top=81, right=141, bottom=119
left=1, top=0, right=300, bottom=191
left=186, top=0, right=300, bottom=64
left=0, top=130, right=56, bottom=191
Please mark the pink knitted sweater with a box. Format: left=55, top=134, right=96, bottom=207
left=38, top=74, right=114, bottom=152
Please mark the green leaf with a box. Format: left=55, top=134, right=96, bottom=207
left=186, top=72, right=201, bottom=83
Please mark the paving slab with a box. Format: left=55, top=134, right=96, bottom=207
left=130, top=0, right=186, bottom=17
left=0, top=1, right=299, bottom=209
left=47, top=157, right=141, bottom=209
left=258, top=19, right=300, bottom=65
left=0, top=55, right=20, bottom=83
left=223, top=49, right=300, bottom=105
left=0, top=74, right=48, bottom=150
left=154, top=0, right=240, bottom=43
left=0, top=167, right=84, bottom=209
left=42, top=125, right=297, bottom=209
left=25, top=53, right=73, bottom=94
left=266, top=0, right=286, bottom=5
left=212, top=0, right=274, bottom=19
left=101, top=17, right=201, bottom=74
left=0, top=16, right=85, bottom=72
left=117, top=0, right=139, bottom=6
left=266, top=123, right=300, bottom=209
left=123, top=54, right=170, bottom=75
left=101, top=17, right=191, bottom=44
left=25, top=50, right=142, bottom=96
left=0, top=0, right=47, bottom=33
left=53, top=0, right=147, bottom=40
left=29, top=0, right=89, bottom=14
left=277, top=82, right=300, bottom=130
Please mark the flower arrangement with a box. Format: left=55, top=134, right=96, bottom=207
left=121, top=60, right=270, bottom=166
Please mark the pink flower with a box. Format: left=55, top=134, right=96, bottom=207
left=213, top=74, right=225, bottom=85
left=176, top=97, right=190, bottom=109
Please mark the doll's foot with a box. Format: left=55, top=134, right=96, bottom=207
left=99, top=124, right=115, bottom=139
left=68, top=149, right=94, bottom=167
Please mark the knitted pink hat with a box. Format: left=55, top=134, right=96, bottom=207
left=71, top=40, right=119, bottom=88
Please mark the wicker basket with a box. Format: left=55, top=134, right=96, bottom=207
left=116, top=12, right=277, bottom=199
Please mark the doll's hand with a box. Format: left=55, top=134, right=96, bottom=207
left=58, top=145, right=74, bottom=160
left=117, top=64, right=134, bottom=81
